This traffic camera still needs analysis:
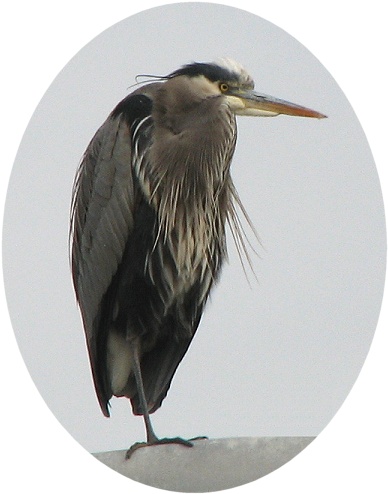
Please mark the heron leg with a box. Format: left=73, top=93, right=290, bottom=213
left=129, top=340, right=159, bottom=444
left=125, top=341, right=199, bottom=459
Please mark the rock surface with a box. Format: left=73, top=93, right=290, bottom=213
left=93, top=436, right=315, bottom=492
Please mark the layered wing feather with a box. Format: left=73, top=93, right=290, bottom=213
left=70, top=93, right=153, bottom=415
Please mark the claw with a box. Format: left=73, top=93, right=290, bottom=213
left=125, top=436, right=195, bottom=460
left=189, top=435, right=208, bottom=441
left=125, top=441, right=150, bottom=459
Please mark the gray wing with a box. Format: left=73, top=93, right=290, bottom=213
left=70, top=114, right=136, bottom=413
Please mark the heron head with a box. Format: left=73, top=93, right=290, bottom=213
left=168, top=58, right=326, bottom=119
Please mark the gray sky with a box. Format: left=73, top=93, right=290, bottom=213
left=2, top=0, right=386, bottom=481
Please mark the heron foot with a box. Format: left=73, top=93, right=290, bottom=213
left=125, top=436, right=195, bottom=460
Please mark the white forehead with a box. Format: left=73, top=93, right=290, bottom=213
left=215, top=58, right=254, bottom=86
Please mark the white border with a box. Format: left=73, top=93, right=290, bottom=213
left=2, top=2, right=387, bottom=492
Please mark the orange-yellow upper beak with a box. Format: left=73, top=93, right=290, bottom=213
left=226, top=88, right=327, bottom=119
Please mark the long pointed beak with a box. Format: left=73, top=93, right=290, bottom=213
left=227, top=89, right=327, bottom=119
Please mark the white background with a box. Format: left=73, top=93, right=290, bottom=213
left=1, top=1, right=387, bottom=493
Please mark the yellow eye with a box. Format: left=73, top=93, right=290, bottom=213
left=219, top=83, right=229, bottom=93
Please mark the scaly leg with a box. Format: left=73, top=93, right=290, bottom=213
left=125, top=341, right=196, bottom=459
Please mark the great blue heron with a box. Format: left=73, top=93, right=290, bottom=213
left=70, top=58, right=325, bottom=457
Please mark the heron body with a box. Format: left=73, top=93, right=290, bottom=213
left=70, top=59, right=325, bottom=454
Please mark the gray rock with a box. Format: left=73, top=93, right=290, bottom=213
left=93, top=436, right=315, bottom=491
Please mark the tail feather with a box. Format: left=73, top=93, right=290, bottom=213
left=128, top=335, right=193, bottom=415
